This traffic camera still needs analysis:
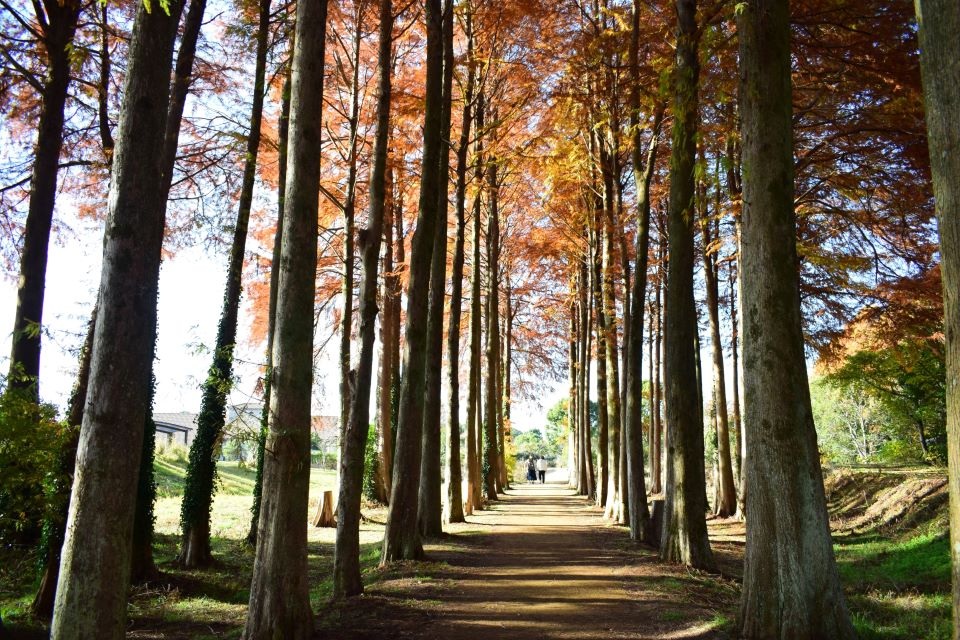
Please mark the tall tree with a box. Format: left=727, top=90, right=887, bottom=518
left=736, top=0, right=854, bottom=636
left=419, top=0, right=455, bottom=538
left=5, top=0, right=80, bottom=398
left=444, top=0, right=466, bottom=525
left=334, top=0, right=393, bottom=598
left=179, top=0, right=273, bottom=568
left=381, top=0, right=445, bottom=563
left=338, top=0, right=367, bottom=445
left=701, top=180, right=736, bottom=517
left=466, top=89, right=485, bottom=510
left=625, top=0, right=663, bottom=542
left=49, top=0, right=185, bottom=636
left=913, top=0, right=960, bottom=636
left=659, top=0, right=713, bottom=570
left=484, top=146, right=502, bottom=500
left=248, top=54, right=293, bottom=546
left=242, top=0, right=328, bottom=635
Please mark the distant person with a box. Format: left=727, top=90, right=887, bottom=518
left=526, top=456, right=537, bottom=483
left=536, top=456, right=547, bottom=484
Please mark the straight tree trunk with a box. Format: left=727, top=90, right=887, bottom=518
left=333, top=0, right=392, bottom=599
left=736, top=0, right=855, bottom=636
left=248, top=54, right=292, bottom=546
left=914, top=2, right=960, bottom=635
left=242, top=0, right=328, bottom=636
left=377, top=160, right=396, bottom=504
left=626, top=1, right=662, bottom=539
left=579, top=259, right=596, bottom=498
left=179, top=0, right=272, bottom=568
left=659, top=0, right=714, bottom=571
left=651, top=260, right=663, bottom=494
left=451, top=2, right=475, bottom=518
left=49, top=1, right=185, bottom=636
left=32, top=304, right=96, bottom=619
left=129, top=0, right=210, bottom=578
left=339, top=3, right=365, bottom=454
left=7, top=0, right=80, bottom=398
left=483, top=153, right=502, bottom=501
left=419, top=0, right=454, bottom=538
left=701, top=192, right=736, bottom=517
left=592, top=213, right=609, bottom=509
left=381, top=0, right=444, bottom=563
left=467, top=89, right=485, bottom=508
left=600, top=159, right=622, bottom=521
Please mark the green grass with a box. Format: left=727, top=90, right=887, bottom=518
left=0, top=454, right=339, bottom=638
left=835, top=528, right=951, bottom=639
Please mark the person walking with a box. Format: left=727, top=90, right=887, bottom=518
left=526, top=456, right=537, bottom=483
left=536, top=456, right=547, bottom=484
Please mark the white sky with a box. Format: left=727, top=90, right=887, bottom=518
left=0, top=210, right=564, bottom=431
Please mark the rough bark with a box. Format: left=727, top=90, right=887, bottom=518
left=578, top=259, right=596, bottom=499
left=242, top=0, right=327, bottom=636
left=376, top=161, right=396, bottom=505
left=659, top=0, right=713, bottom=571
left=381, top=0, right=444, bottom=563
left=420, top=0, right=453, bottom=538
left=912, top=1, right=959, bottom=637
left=180, top=0, right=272, bottom=568
left=446, top=0, right=470, bottom=524
left=248, top=54, right=292, bottom=547
left=48, top=1, right=184, bottom=636
left=6, top=0, right=80, bottom=397
left=483, top=151, right=502, bottom=501
left=626, top=2, right=662, bottom=539
left=736, top=0, right=855, bottom=636
left=466, top=85, right=485, bottom=510
left=333, top=0, right=392, bottom=599
left=32, top=305, right=96, bottom=619
left=701, top=192, right=736, bottom=517
left=339, top=5, right=365, bottom=455
left=651, top=258, right=663, bottom=494
left=600, top=149, right=622, bottom=521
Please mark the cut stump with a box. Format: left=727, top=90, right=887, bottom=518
left=313, top=490, right=336, bottom=528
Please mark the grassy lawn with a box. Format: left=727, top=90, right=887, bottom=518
left=835, top=527, right=951, bottom=639
left=0, top=449, right=352, bottom=638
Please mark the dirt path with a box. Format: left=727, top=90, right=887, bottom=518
left=318, top=475, right=739, bottom=640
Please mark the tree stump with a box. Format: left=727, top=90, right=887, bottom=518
left=312, top=490, right=335, bottom=528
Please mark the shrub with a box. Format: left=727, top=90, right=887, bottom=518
left=0, top=389, right=68, bottom=546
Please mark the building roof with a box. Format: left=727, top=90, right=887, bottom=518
left=154, top=412, right=198, bottom=431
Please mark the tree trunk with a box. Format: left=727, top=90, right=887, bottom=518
left=333, top=0, right=392, bottom=599
left=241, top=0, right=327, bottom=636
left=339, top=3, right=365, bottom=461
left=451, top=2, right=475, bottom=519
left=49, top=1, right=184, bottom=636
left=912, top=1, right=960, bottom=637
left=377, top=160, right=396, bottom=505
left=701, top=192, right=736, bottom=517
left=484, top=151, right=502, bottom=501
left=7, top=0, right=80, bottom=398
left=466, top=131, right=484, bottom=510
left=420, top=0, right=454, bottom=538
left=248, top=52, right=292, bottom=546
left=32, top=304, right=96, bottom=619
left=651, top=257, right=663, bottom=495
left=659, top=0, right=713, bottom=571
left=591, top=207, right=609, bottom=509
left=626, top=2, right=661, bottom=539
left=381, top=0, right=444, bottom=563
left=180, top=0, right=272, bottom=568
left=600, top=149, right=622, bottom=521
left=578, top=259, right=595, bottom=499
left=736, top=1, right=855, bottom=636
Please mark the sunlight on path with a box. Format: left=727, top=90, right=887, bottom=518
left=325, top=473, right=735, bottom=640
